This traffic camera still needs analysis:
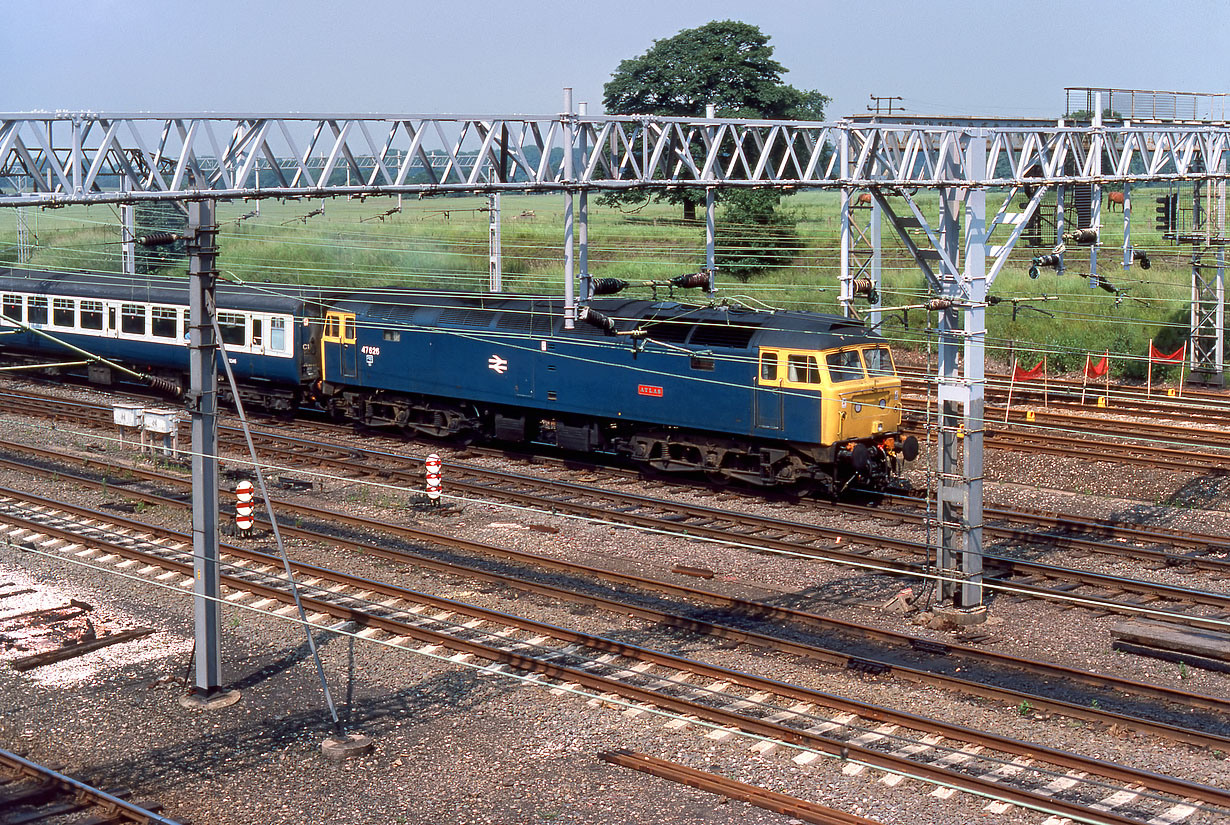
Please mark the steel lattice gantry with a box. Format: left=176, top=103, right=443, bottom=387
left=4, top=112, right=1230, bottom=202
left=5, top=110, right=1230, bottom=613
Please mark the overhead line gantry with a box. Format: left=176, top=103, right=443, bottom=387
left=2, top=91, right=1229, bottom=668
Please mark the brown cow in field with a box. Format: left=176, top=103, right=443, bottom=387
left=855, top=192, right=872, bottom=206
left=1107, top=191, right=1125, bottom=212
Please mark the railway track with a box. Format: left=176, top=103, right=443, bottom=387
left=901, top=369, right=1230, bottom=424
left=1, top=493, right=1225, bottom=825
left=0, top=747, right=182, bottom=824
left=2, top=384, right=1230, bottom=628
left=1, top=452, right=1228, bottom=753
left=904, top=417, right=1230, bottom=474
left=7, top=417, right=1230, bottom=635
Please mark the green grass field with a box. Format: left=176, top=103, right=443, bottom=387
left=0, top=189, right=1205, bottom=381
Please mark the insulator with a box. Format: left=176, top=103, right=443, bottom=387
left=1028, top=252, right=1062, bottom=280
left=925, top=298, right=954, bottom=311
left=668, top=272, right=712, bottom=290
left=1068, top=228, right=1098, bottom=244
left=1092, top=275, right=1118, bottom=295
left=1133, top=250, right=1151, bottom=269
left=851, top=277, right=879, bottom=304
left=146, top=375, right=183, bottom=397
left=137, top=231, right=182, bottom=246
left=577, top=305, right=618, bottom=335
left=590, top=277, right=629, bottom=296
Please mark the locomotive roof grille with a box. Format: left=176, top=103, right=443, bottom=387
left=689, top=322, right=760, bottom=349
left=641, top=314, right=695, bottom=344
left=363, top=302, right=418, bottom=325
left=438, top=307, right=498, bottom=328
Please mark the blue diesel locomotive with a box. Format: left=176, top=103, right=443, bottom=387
left=0, top=268, right=915, bottom=490
left=320, top=291, right=915, bottom=489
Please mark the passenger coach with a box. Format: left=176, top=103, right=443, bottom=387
left=0, top=268, right=322, bottom=410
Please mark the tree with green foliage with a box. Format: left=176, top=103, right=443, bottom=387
left=604, top=19, right=828, bottom=121
left=602, top=20, right=829, bottom=224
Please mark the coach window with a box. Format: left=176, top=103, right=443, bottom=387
left=825, top=350, right=864, bottom=383
left=152, top=307, right=178, bottom=339
left=28, top=297, right=48, bottom=325
left=53, top=298, right=75, bottom=328
left=121, top=304, right=146, bottom=335
left=759, top=350, right=780, bottom=382
left=2, top=295, right=22, bottom=323
left=270, top=317, right=287, bottom=352
left=80, top=300, right=104, bottom=331
left=218, top=312, right=246, bottom=347
left=251, top=317, right=263, bottom=348
left=787, top=353, right=822, bottom=385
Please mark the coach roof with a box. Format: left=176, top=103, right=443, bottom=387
left=0, top=268, right=324, bottom=315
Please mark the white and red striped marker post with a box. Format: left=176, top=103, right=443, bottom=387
left=235, top=480, right=256, bottom=534
left=424, top=454, right=443, bottom=505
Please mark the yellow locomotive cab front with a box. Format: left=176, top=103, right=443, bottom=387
left=818, top=344, right=902, bottom=447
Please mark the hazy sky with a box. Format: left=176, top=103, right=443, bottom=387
left=3, top=0, right=1227, bottom=120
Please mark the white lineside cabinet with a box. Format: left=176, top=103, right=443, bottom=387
left=140, top=409, right=180, bottom=434
left=113, top=403, right=144, bottom=429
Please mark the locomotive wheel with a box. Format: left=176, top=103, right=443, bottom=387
left=704, top=469, right=731, bottom=487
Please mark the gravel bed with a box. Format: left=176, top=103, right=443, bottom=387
left=1, top=379, right=1229, bottom=824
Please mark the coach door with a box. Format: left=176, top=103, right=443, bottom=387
left=323, top=311, right=358, bottom=379
left=754, top=348, right=783, bottom=431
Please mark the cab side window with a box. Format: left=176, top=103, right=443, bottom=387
left=759, top=350, right=779, bottom=381
left=787, top=354, right=821, bottom=384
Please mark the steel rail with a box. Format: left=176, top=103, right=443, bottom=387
left=0, top=748, right=182, bottom=825
left=601, top=749, right=886, bottom=825
left=4, top=505, right=1224, bottom=824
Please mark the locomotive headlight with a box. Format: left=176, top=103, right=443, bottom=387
left=854, top=403, right=862, bottom=413
left=878, top=398, right=886, bottom=409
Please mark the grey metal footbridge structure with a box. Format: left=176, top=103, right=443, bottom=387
left=2, top=88, right=1228, bottom=695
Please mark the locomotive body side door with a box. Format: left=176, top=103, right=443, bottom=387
left=323, top=311, right=358, bottom=381
left=754, top=348, right=783, bottom=431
